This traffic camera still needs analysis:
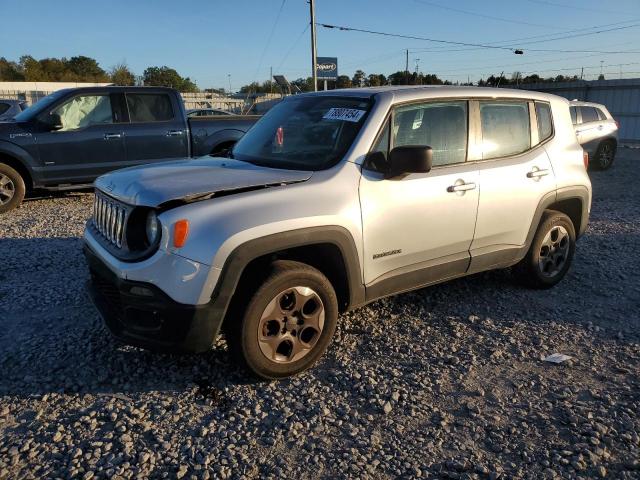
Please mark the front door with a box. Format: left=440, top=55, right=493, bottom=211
left=360, top=100, right=479, bottom=293
left=35, top=93, right=126, bottom=184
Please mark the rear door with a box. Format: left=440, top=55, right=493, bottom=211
left=469, top=99, right=556, bottom=270
left=575, top=106, right=602, bottom=145
left=121, top=92, right=189, bottom=166
left=34, top=92, right=127, bottom=184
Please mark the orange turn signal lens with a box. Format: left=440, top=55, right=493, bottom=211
left=583, top=151, right=589, bottom=170
left=173, top=219, right=189, bottom=248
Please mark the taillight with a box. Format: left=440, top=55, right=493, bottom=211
left=583, top=151, right=589, bottom=169
left=615, top=120, right=619, bottom=129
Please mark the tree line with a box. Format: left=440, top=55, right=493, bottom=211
left=0, top=56, right=199, bottom=92
left=240, top=69, right=591, bottom=93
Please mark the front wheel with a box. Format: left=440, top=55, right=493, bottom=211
left=0, top=163, right=26, bottom=214
left=514, top=210, right=576, bottom=289
left=228, top=260, right=338, bottom=379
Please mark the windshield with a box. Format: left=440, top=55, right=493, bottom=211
left=14, top=90, right=69, bottom=122
left=232, top=95, right=372, bottom=170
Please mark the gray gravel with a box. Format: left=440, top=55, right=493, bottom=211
left=1, top=151, right=639, bottom=479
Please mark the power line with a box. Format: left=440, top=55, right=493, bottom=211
left=275, top=24, right=309, bottom=72
left=524, top=0, right=637, bottom=16
left=412, top=0, right=563, bottom=30
left=251, top=0, right=287, bottom=84
left=319, top=23, right=640, bottom=55
left=402, top=21, right=640, bottom=54
left=319, top=24, right=517, bottom=52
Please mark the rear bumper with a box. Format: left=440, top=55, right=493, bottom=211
left=84, top=244, right=223, bottom=353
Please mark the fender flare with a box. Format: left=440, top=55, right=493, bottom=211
left=521, top=185, right=590, bottom=255
left=191, top=128, right=247, bottom=156
left=208, top=226, right=365, bottom=325
left=0, top=141, right=38, bottom=188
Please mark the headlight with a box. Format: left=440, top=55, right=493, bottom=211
left=145, top=210, right=160, bottom=245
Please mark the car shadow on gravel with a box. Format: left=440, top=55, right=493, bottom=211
left=1, top=225, right=638, bottom=400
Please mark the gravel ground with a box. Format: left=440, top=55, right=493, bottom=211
left=1, top=150, right=639, bottom=480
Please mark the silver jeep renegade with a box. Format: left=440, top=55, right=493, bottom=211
left=84, top=86, right=592, bottom=379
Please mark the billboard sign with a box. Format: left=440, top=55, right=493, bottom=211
left=316, top=57, right=338, bottom=80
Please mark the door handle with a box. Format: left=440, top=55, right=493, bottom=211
left=597, top=125, right=604, bottom=130
left=447, top=181, right=476, bottom=193
left=527, top=168, right=550, bottom=179
left=103, top=133, right=122, bottom=140
left=166, top=130, right=184, bottom=137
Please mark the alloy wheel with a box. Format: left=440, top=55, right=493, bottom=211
left=538, top=225, right=570, bottom=278
left=257, top=286, right=325, bottom=363
left=0, top=173, right=15, bottom=205
left=599, top=143, right=613, bottom=168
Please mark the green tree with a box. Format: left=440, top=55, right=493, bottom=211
left=367, top=73, right=386, bottom=87
left=66, top=56, right=109, bottom=82
left=110, top=63, right=136, bottom=86
left=0, top=57, right=24, bottom=81
left=143, top=66, right=198, bottom=92
left=352, top=70, right=366, bottom=87
left=336, top=75, right=352, bottom=89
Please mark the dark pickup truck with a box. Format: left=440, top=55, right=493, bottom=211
left=0, top=86, right=259, bottom=213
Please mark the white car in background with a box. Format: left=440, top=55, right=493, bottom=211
left=570, top=100, right=619, bottom=170
left=186, top=108, right=233, bottom=117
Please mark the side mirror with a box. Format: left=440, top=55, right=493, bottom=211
left=48, top=113, right=63, bottom=131
left=386, top=145, right=433, bottom=178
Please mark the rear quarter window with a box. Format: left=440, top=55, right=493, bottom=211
left=126, top=94, right=174, bottom=122
left=479, top=101, right=531, bottom=159
left=535, top=102, right=553, bottom=143
left=570, top=107, right=577, bottom=125
left=580, top=107, right=599, bottom=123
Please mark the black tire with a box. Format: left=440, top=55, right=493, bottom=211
left=514, top=210, right=576, bottom=289
left=593, top=140, right=616, bottom=171
left=227, top=260, right=338, bottom=379
left=0, top=163, right=25, bottom=214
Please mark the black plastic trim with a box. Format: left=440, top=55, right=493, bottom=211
left=211, top=226, right=366, bottom=317
left=84, top=244, right=222, bottom=353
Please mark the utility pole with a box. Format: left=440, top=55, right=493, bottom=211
left=309, top=0, right=318, bottom=91
left=227, top=74, right=232, bottom=95
left=405, top=49, right=409, bottom=85
left=580, top=67, right=584, bottom=80
left=270, top=66, right=273, bottom=94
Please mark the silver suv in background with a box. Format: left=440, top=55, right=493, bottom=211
left=0, top=99, right=28, bottom=121
left=84, top=86, right=591, bottom=379
left=570, top=100, right=618, bottom=170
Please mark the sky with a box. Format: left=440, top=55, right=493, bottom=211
left=2, top=0, right=640, bottom=90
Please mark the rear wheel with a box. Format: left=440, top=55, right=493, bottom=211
left=227, top=260, right=338, bottom=379
left=515, top=210, right=576, bottom=289
left=593, top=140, right=616, bottom=170
left=0, top=163, right=25, bottom=214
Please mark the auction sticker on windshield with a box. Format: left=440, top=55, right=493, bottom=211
left=323, top=108, right=366, bottom=122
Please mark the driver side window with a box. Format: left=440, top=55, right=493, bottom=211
left=53, top=95, right=113, bottom=131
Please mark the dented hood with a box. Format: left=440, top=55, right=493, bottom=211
left=94, top=157, right=313, bottom=207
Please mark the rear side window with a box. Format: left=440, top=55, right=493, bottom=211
left=596, top=108, right=607, bottom=120
left=535, top=102, right=553, bottom=142
left=126, top=94, right=174, bottom=122
left=570, top=106, right=577, bottom=125
left=479, top=101, right=531, bottom=159
left=0, top=103, right=10, bottom=115
left=580, top=107, right=599, bottom=123
left=393, top=101, right=468, bottom=166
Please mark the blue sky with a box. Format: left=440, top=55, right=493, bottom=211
left=2, top=0, right=639, bottom=90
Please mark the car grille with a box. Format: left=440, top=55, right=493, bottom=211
left=93, top=192, right=128, bottom=248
